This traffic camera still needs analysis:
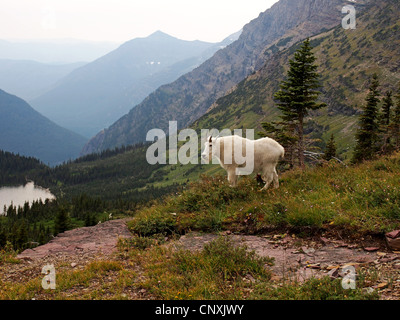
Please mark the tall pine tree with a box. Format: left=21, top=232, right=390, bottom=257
left=390, top=83, right=400, bottom=150
left=352, top=73, right=381, bottom=164
left=380, top=90, right=394, bottom=154
left=261, top=38, right=325, bottom=169
left=54, top=206, right=70, bottom=235
left=323, top=134, right=337, bottom=161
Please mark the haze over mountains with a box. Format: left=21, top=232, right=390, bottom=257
left=0, top=89, right=86, bottom=165
left=0, top=59, right=85, bottom=101
left=31, top=31, right=240, bottom=137
left=82, top=0, right=359, bottom=154
left=0, top=38, right=120, bottom=116
left=0, top=39, right=120, bottom=64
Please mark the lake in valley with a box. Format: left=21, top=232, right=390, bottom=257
left=0, top=182, right=55, bottom=213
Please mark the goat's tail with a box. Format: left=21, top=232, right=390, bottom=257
left=280, top=147, right=285, bottom=160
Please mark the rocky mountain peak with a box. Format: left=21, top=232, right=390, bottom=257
left=83, top=0, right=370, bottom=154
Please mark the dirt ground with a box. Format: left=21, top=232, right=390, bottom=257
left=2, top=219, right=400, bottom=299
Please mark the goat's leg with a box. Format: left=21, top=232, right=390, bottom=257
left=273, top=168, right=279, bottom=189
left=227, top=168, right=238, bottom=187
left=260, top=172, right=273, bottom=191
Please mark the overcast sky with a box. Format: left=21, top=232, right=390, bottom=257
left=0, top=0, right=279, bottom=43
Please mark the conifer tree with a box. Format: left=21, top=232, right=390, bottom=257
left=54, top=206, right=70, bottom=235
left=16, top=222, right=28, bottom=250
left=0, top=229, right=6, bottom=247
left=323, top=134, right=337, bottom=161
left=38, top=223, right=46, bottom=245
left=261, top=38, right=326, bottom=169
left=390, top=83, right=400, bottom=150
left=380, top=90, right=394, bottom=154
left=352, top=73, right=381, bottom=164
left=259, top=121, right=298, bottom=168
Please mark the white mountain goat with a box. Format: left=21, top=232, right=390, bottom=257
left=201, top=135, right=284, bottom=190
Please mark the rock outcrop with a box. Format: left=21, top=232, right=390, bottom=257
left=17, top=219, right=132, bottom=260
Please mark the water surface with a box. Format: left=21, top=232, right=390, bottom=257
left=0, top=182, right=55, bottom=213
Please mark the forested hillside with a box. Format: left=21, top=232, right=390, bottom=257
left=0, top=150, right=47, bottom=186
left=0, top=147, right=169, bottom=252
left=0, top=144, right=177, bottom=203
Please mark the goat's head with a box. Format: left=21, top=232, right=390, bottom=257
left=201, top=136, right=218, bottom=162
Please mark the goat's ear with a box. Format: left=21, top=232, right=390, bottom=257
left=209, top=136, right=212, bottom=143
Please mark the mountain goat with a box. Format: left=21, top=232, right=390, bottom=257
left=201, top=135, right=284, bottom=190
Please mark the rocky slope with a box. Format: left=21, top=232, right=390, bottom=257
left=5, top=224, right=400, bottom=300
left=192, top=0, right=400, bottom=158
left=17, top=219, right=132, bottom=260
left=83, top=0, right=357, bottom=154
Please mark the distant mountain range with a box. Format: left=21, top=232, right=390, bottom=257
left=0, top=59, right=85, bottom=101
left=82, top=0, right=356, bottom=155
left=0, top=89, right=87, bottom=165
left=31, top=31, right=240, bottom=138
left=0, top=39, right=120, bottom=64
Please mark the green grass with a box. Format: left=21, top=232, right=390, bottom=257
left=136, top=237, right=273, bottom=300
left=0, top=260, right=131, bottom=300
left=129, top=152, right=400, bottom=237
left=119, top=236, right=378, bottom=300
left=250, top=276, right=378, bottom=300
left=0, top=242, right=20, bottom=265
left=1, top=236, right=379, bottom=300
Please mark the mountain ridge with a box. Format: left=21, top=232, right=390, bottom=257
left=0, top=89, right=87, bottom=165
left=0, top=59, right=85, bottom=101
left=192, top=0, right=399, bottom=159
left=31, top=31, right=237, bottom=138
left=0, top=38, right=119, bottom=64
left=82, top=0, right=360, bottom=154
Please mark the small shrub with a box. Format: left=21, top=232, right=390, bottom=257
left=169, top=175, right=251, bottom=213
left=0, top=242, right=20, bottom=264
left=252, top=277, right=379, bottom=300
left=119, top=236, right=158, bottom=250
left=200, top=237, right=273, bottom=280
left=142, top=237, right=273, bottom=299
left=128, top=209, right=177, bottom=237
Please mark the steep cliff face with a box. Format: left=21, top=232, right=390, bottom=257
left=83, top=0, right=359, bottom=154
left=193, top=0, right=399, bottom=159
